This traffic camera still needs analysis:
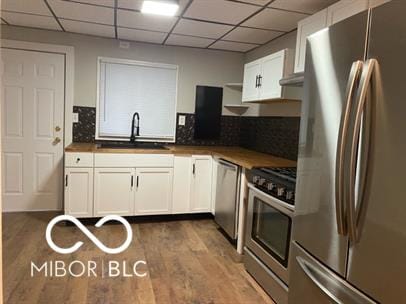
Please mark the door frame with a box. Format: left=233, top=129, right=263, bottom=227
left=1, top=39, right=74, bottom=147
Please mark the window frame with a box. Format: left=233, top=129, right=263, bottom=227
left=95, top=56, right=179, bottom=142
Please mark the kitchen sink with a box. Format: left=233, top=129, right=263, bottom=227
left=97, top=142, right=168, bottom=150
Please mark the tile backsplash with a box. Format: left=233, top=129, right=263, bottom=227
left=72, top=107, right=300, bottom=160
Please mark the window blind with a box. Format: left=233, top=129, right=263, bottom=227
left=98, top=59, right=178, bottom=140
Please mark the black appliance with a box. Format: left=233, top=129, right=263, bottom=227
left=194, top=85, right=223, bottom=140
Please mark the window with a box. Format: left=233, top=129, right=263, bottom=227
left=96, top=57, right=178, bottom=142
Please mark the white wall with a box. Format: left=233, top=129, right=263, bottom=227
left=243, top=31, right=302, bottom=117
left=1, top=25, right=244, bottom=115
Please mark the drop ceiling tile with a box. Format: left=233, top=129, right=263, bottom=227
left=48, top=0, right=114, bottom=25
left=1, top=19, right=6, bottom=24
left=239, top=0, right=270, bottom=6
left=269, top=0, right=337, bottom=14
left=118, top=27, right=167, bottom=44
left=117, top=9, right=177, bottom=32
left=242, top=8, right=307, bottom=31
left=66, top=0, right=115, bottom=7
left=1, top=11, right=61, bottom=30
left=61, top=19, right=115, bottom=37
left=173, top=19, right=233, bottom=39
left=1, top=0, right=52, bottom=16
left=184, top=0, right=261, bottom=25
left=223, top=27, right=283, bottom=44
left=166, top=34, right=214, bottom=48
left=209, top=40, right=258, bottom=52
left=118, top=0, right=189, bottom=16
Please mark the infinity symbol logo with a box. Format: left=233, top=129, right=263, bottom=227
left=46, top=215, right=133, bottom=255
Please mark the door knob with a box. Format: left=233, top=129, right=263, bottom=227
left=53, top=137, right=61, bottom=145
left=55, top=126, right=61, bottom=132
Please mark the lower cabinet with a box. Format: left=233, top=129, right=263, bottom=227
left=135, top=167, right=173, bottom=215
left=190, top=155, right=212, bottom=213
left=65, top=167, right=94, bottom=218
left=94, top=168, right=135, bottom=217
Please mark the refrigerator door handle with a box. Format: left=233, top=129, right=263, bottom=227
left=296, top=255, right=377, bottom=304
left=335, top=60, right=363, bottom=235
left=347, top=59, right=378, bottom=243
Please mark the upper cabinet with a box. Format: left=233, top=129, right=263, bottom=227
left=327, top=0, right=369, bottom=25
left=294, top=0, right=380, bottom=73
left=294, top=9, right=328, bottom=73
left=242, top=49, right=301, bottom=103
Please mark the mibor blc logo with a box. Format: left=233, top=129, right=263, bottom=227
left=31, top=215, right=147, bottom=278
left=46, top=215, right=133, bottom=254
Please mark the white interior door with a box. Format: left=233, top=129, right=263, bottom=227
left=1, top=48, right=65, bottom=211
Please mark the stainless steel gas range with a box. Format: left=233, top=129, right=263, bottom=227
left=244, top=167, right=296, bottom=304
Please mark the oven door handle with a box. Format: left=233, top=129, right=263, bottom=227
left=248, top=183, right=294, bottom=216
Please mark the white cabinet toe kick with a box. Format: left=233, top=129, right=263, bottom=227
left=64, top=153, right=214, bottom=218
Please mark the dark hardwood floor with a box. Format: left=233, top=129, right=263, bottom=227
left=3, top=212, right=274, bottom=304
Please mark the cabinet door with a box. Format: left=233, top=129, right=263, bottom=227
left=259, top=50, right=285, bottom=100
left=94, top=168, right=135, bottom=216
left=64, top=168, right=94, bottom=218
left=327, top=0, right=369, bottom=25
left=190, top=156, right=212, bottom=213
left=172, top=156, right=192, bottom=214
left=135, top=168, right=173, bottom=215
left=242, top=59, right=261, bottom=102
left=294, top=9, right=327, bottom=73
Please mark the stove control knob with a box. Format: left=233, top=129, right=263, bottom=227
left=258, top=178, right=266, bottom=186
left=253, top=176, right=260, bottom=184
left=286, top=190, right=294, bottom=200
left=267, top=183, right=275, bottom=191
left=277, top=187, right=285, bottom=197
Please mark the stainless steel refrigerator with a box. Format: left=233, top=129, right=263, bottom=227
left=289, top=2, right=406, bottom=303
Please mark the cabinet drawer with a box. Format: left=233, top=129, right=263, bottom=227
left=94, top=153, right=174, bottom=168
left=65, top=152, right=94, bottom=167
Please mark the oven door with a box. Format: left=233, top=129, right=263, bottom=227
left=245, top=183, right=294, bottom=284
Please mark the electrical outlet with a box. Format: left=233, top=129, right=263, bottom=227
left=73, top=112, right=79, bottom=123
left=178, top=115, right=186, bottom=126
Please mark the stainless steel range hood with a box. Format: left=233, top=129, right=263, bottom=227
left=279, top=72, right=304, bottom=87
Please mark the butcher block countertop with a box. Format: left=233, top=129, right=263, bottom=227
left=65, top=143, right=297, bottom=169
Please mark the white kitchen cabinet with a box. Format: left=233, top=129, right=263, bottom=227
left=294, top=9, right=328, bottom=73
left=94, top=168, right=135, bottom=216
left=172, top=156, right=192, bottom=214
left=190, top=155, right=212, bottom=213
left=242, top=49, right=300, bottom=103
left=327, top=0, right=369, bottom=25
left=242, top=59, right=261, bottom=102
left=135, top=168, right=173, bottom=215
left=64, top=168, right=94, bottom=218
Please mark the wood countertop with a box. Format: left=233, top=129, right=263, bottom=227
left=65, top=143, right=297, bottom=169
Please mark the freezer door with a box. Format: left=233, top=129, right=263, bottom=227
left=289, top=242, right=377, bottom=304
left=346, top=2, right=406, bottom=303
left=292, top=12, right=369, bottom=276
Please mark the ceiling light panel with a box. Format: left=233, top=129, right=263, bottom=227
left=269, top=0, right=338, bottom=14
left=209, top=40, right=258, bottom=52
left=173, top=19, right=233, bottom=39
left=60, top=19, right=115, bottom=37
left=117, top=9, right=178, bottom=32
left=166, top=34, right=215, bottom=48
left=118, top=27, right=167, bottom=44
left=47, top=0, right=114, bottom=25
left=1, top=11, right=61, bottom=30
left=118, top=0, right=188, bottom=15
left=242, top=8, right=307, bottom=31
left=223, top=27, right=283, bottom=44
left=1, top=0, right=53, bottom=16
left=184, top=0, right=261, bottom=25
left=141, top=0, right=179, bottom=16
